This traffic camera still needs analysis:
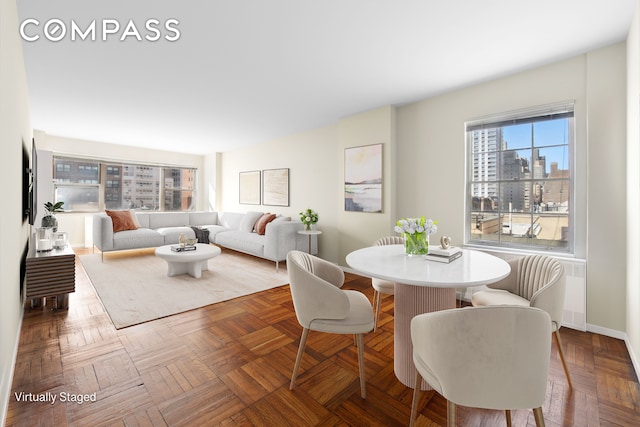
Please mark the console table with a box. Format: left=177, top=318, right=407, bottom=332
left=26, top=241, right=75, bottom=309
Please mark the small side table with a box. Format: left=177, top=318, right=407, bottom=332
left=26, top=241, right=75, bottom=310
left=298, top=230, right=322, bottom=254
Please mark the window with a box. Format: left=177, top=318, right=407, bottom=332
left=466, top=104, right=573, bottom=253
left=163, top=167, right=195, bottom=211
left=53, top=158, right=100, bottom=211
left=53, top=156, right=196, bottom=212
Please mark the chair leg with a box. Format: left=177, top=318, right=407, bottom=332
left=356, top=333, right=367, bottom=398
left=290, top=328, right=309, bottom=390
left=409, top=371, right=423, bottom=427
left=447, top=400, right=456, bottom=427
left=554, top=329, right=573, bottom=388
left=373, top=291, right=382, bottom=332
left=505, top=409, right=512, bottom=427
left=532, top=407, right=546, bottom=427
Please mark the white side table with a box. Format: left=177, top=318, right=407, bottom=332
left=298, top=230, right=322, bottom=253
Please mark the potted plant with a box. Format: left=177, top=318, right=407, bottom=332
left=299, top=208, right=319, bottom=231
left=42, top=201, right=64, bottom=231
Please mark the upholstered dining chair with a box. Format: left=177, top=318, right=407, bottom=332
left=286, top=250, right=374, bottom=398
left=471, top=255, right=572, bottom=388
left=371, top=235, right=405, bottom=331
left=409, top=306, right=552, bottom=427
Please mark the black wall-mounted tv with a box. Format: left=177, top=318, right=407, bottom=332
left=22, top=142, right=29, bottom=224
left=30, top=138, right=37, bottom=225
left=23, top=138, right=37, bottom=226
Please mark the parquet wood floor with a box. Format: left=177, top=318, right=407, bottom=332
left=5, top=249, right=640, bottom=426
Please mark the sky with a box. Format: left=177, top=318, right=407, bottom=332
left=501, top=118, right=570, bottom=172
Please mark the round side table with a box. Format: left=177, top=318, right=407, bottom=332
left=298, top=230, right=322, bottom=253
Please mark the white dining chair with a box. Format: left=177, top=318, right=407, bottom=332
left=409, top=306, right=552, bottom=427
left=471, top=254, right=572, bottom=388
left=286, top=250, right=375, bottom=398
left=371, top=236, right=404, bottom=331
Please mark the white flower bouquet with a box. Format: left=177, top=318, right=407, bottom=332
left=299, top=208, right=319, bottom=231
left=394, top=216, right=437, bottom=255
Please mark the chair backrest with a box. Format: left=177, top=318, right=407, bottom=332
left=411, top=306, right=551, bottom=410
left=374, top=235, right=405, bottom=246
left=286, top=250, right=349, bottom=328
left=513, top=255, right=563, bottom=299
left=512, top=255, right=565, bottom=328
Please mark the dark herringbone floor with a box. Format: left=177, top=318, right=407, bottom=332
left=6, top=248, right=640, bottom=426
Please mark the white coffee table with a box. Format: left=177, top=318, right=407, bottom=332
left=155, top=243, right=221, bottom=278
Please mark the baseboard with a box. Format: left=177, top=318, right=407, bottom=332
left=1, top=311, right=24, bottom=426
left=625, top=337, right=640, bottom=381
left=585, top=322, right=640, bottom=378
left=586, top=323, right=627, bottom=340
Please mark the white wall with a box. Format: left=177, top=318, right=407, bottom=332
left=337, top=106, right=397, bottom=263
left=220, top=105, right=397, bottom=265
left=627, top=0, right=640, bottom=375
left=0, top=0, right=32, bottom=422
left=397, top=55, right=589, bottom=259
left=221, top=124, right=341, bottom=262
left=219, top=44, right=629, bottom=334
left=585, top=44, right=628, bottom=332
left=33, top=131, right=207, bottom=247
left=396, top=45, right=627, bottom=333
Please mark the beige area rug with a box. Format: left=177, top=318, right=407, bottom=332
left=79, top=249, right=289, bottom=329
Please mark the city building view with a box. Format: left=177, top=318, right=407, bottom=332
left=53, top=157, right=195, bottom=212
left=469, top=116, right=572, bottom=250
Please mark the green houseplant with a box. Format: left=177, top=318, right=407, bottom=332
left=42, top=201, right=64, bottom=231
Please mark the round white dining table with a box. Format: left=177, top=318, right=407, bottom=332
left=345, top=244, right=511, bottom=389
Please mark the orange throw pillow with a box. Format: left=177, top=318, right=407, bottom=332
left=254, top=213, right=276, bottom=235
left=105, top=210, right=138, bottom=232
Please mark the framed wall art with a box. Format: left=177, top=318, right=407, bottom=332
left=239, top=170, right=261, bottom=205
left=262, top=168, right=289, bottom=206
left=344, top=143, right=383, bottom=213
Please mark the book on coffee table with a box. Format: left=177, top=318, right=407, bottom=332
left=171, top=244, right=197, bottom=252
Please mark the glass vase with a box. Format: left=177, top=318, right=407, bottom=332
left=304, top=223, right=312, bottom=231
left=404, top=232, right=429, bottom=256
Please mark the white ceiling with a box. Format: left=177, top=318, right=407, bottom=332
left=17, top=0, right=637, bottom=155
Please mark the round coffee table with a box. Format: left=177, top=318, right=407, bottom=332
left=155, top=243, right=221, bottom=278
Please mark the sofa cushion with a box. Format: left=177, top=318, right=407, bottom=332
left=239, top=211, right=264, bottom=233
left=148, top=212, right=190, bottom=229
left=156, top=226, right=196, bottom=244
left=189, top=211, right=218, bottom=226
left=215, top=230, right=265, bottom=257
left=218, top=212, right=244, bottom=230
left=272, top=215, right=291, bottom=223
left=204, top=225, right=230, bottom=242
left=112, top=228, right=164, bottom=250
left=106, top=210, right=138, bottom=232
left=133, top=212, right=150, bottom=228
left=254, top=213, right=276, bottom=235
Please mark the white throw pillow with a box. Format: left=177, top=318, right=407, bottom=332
left=239, top=211, right=265, bottom=233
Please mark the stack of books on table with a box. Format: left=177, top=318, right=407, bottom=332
left=425, top=246, right=462, bottom=263
left=171, top=244, right=197, bottom=252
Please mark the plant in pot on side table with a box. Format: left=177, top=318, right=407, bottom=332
left=298, top=208, right=321, bottom=254
left=42, top=201, right=64, bottom=232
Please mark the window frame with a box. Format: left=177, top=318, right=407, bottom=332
left=52, top=155, right=197, bottom=213
left=464, top=102, right=575, bottom=255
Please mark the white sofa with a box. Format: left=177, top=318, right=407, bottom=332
left=92, top=211, right=318, bottom=270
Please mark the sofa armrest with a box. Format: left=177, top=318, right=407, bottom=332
left=263, top=221, right=311, bottom=262
left=93, top=213, right=114, bottom=251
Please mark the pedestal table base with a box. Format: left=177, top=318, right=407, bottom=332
left=395, top=284, right=456, bottom=390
